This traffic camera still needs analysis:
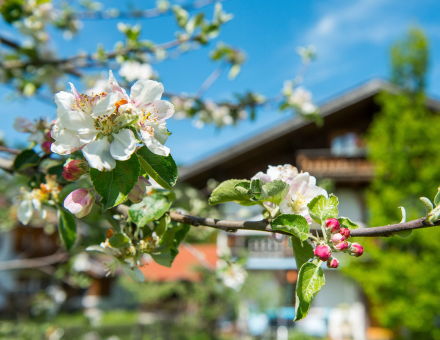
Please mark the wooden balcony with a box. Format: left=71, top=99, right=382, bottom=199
left=296, top=148, right=374, bottom=182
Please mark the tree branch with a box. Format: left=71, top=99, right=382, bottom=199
left=0, top=251, right=67, bottom=271
left=114, top=205, right=439, bottom=238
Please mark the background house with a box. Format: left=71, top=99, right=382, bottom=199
left=178, top=78, right=440, bottom=339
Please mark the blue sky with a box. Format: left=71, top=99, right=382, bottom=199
left=1, top=0, right=440, bottom=165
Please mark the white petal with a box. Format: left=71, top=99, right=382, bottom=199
left=58, top=110, right=98, bottom=143
left=17, top=200, right=33, bottom=225
left=110, top=129, right=136, bottom=161
left=82, top=138, right=116, bottom=171
left=305, top=186, right=328, bottom=200
left=140, top=100, right=174, bottom=122
left=55, top=91, right=75, bottom=117
left=27, top=131, right=45, bottom=144
left=130, top=80, right=164, bottom=108
left=50, top=126, right=84, bottom=155
left=91, top=93, right=117, bottom=118
left=143, top=134, right=170, bottom=156
left=32, top=199, right=47, bottom=219
left=109, top=70, right=127, bottom=97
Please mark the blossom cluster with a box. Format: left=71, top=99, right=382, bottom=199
left=282, top=82, right=318, bottom=116
left=314, top=218, right=364, bottom=269
left=252, top=164, right=328, bottom=226
left=50, top=70, right=174, bottom=171
left=14, top=117, right=54, bottom=153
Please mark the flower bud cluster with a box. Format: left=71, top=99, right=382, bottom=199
left=312, top=218, right=364, bottom=269
left=62, top=159, right=89, bottom=181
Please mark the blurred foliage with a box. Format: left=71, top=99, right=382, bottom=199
left=344, top=27, right=440, bottom=339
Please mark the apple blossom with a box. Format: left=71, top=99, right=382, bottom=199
left=64, top=189, right=94, bottom=218
left=108, top=70, right=174, bottom=157
left=335, top=242, right=349, bottom=252
left=127, top=176, right=152, bottom=203
left=62, top=159, right=89, bottom=181
left=340, top=227, right=350, bottom=239
left=50, top=81, right=138, bottom=171
left=314, top=244, right=331, bottom=261
left=217, top=259, right=247, bottom=291
left=326, top=218, right=340, bottom=233
left=331, top=233, right=345, bottom=244
left=252, top=164, right=299, bottom=184
left=349, top=243, right=364, bottom=257
left=119, top=61, right=154, bottom=82
left=17, top=188, right=48, bottom=225
left=327, top=257, right=339, bottom=269
left=280, top=172, right=328, bottom=225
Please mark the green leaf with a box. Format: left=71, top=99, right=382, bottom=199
left=290, top=236, right=314, bottom=270
left=209, top=179, right=258, bottom=206
left=57, top=209, right=77, bottom=251
left=90, top=153, right=140, bottom=210
left=13, top=149, right=40, bottom=171
left=271, top=214, right=310, bottom=241
left=234, top=181, right=251, bottom=196
left=307, top=194, right=339, bottom=224
left=420, top=197, right=434, bottom=216
left=435, top=187, right=440, bottom=206
left=261, top=180, right=289, bottom=204
left=295, top=262, right=326, bottom=321
left=151, top=224, right=190, bottom=267
left=109, top=233, right=131, bottom=248
left=337, top=217, right=359, bottom=229
left=156, top=214, right=171, bottom=237
left=128, top=194, right=172, bottom=228
left=137, top=146, right=178, bottom=190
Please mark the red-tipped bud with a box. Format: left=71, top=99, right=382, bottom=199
left=350, top=243, right=364, bottom=257
left=340, top=227, right=350, bottom=239
left=64, top=188, right=94, bottom=218
left=331, top=233, right=345, bottom=244
left=325, top=218, right=340, bottom=233
left=42, top=141, right=52, bottom=153
left=62, top=159, right=89, bottom=181
left=327, top=257, right=339, bottom=269
left=314, top=244, right=331, bottom=261
left=335, top=241, right=349, bottom=252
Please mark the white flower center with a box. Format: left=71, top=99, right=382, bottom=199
left=288, top=192, right=307, bottom=214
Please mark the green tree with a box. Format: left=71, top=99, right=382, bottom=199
left=344, top=27, right=440, bottom=339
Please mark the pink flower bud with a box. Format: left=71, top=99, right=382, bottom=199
left=335, top=241, right=349, bottom=252
left=62, top=159, right=89, bottom=181
left=331, top=233, right=345, bottom=244
left=340, top=227, right=350, bottom=239
left=350, top=243, right=364, bottom=257
left=42, top=141, right=52, bottom=153
left=314, top=244, right=331, bottom=261
left=325, top=218, right=340, bottom=233
left=127, top=176, right=151, bottom=203
left=64, top=189, right=94, bottom=218
left=327, top=258, right=339, bottom=269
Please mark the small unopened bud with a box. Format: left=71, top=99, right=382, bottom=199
left=41, top=141, right=52, bottom=153
left=340, top=227, right=350, bottom=239
left=331, top=233, right=344, bottom=244
left=127, top=176, right=151, bottom=203
left=62, top=159, right=89, bottom=181
left=64, top=188, right=94, bottom=218
left=326, top=218, right=340, bottom=233
left=327, top=257, right=339, bottom=269
left=349, top=243, right=364, bottom=257
left=314, top=244, right=331, bottom=261
left=335, top=241, right=349, bottom=252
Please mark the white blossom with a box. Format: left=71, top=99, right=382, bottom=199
left=17, top=187, right=47, bottom=225
left=119, top=61, right=154, bottom=82
left=217, top=259, right=247, bottom=291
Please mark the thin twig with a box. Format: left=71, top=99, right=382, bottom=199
left=196, top=65, right=225, bottom=98
left=0, top=251, right=67, bottom=271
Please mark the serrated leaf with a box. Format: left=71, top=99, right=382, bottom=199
left=435, top=187, right=440, bottom=207
left=57, top=209, right=77, bottom=251
left=290, top=236, right=314, bottom=270
left=337, top=217, right=359, bottom=229
left=235, top=181, right=251, bottom=196
left=137, top=146, right=178, bottom=190
left=271, top=214, right=310, bottom=241
left=261, top=180, right=289, bottom=204
left=307, top=194, right=339, bottom=224
left=109, top=233, right=131, bottom=248
left=13, top=149, right=40, bottom=171
left=128, top=194, right=172, bottom=228
left=209, top=179, right=257, bottom=206
left=90, top=153, right=140, bottom=210
left=295, top=262, right=325, bottom=321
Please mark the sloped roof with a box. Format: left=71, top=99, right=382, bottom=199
left=179, top=79, right=440, bottom=183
